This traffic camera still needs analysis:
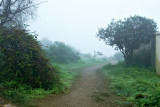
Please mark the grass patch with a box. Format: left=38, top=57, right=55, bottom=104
left=102, top=62, right=160, bottom=106
left=0, top=80, right=60, bottom=104
left=56, top=66, right=78, bottom=92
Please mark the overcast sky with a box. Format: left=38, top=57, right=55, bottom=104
left=29, top=0, right=160, bottom=57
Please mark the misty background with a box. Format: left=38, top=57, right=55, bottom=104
left=29, top=0, right=160, bottom=57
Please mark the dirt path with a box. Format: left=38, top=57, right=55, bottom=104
left=0, top=97, right=15, bottom=107
left=32, top=65, right=123, bottom=107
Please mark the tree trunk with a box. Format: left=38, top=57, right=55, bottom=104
left=122, top=52, right=133, bottom=66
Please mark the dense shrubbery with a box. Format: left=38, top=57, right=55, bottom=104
left=110, top=48, right=152, bottom=67
left=43, top=41, right=80, bottom=63
left=0, top=28, right=60, bottom=90
left=131, top=47, right=152, bottom=67
left=102, top=62, right=160, bottom=106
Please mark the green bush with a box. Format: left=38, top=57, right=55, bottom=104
left=43, top=41, right=80, bottom=63
left=0, top=80, right=62, bottom=103
left=0, top=81, right=29, bottom=102
left=0, top=28, right=60, bottom=90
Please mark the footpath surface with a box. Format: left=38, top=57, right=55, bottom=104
left=31, top=65, right=123, bottom=107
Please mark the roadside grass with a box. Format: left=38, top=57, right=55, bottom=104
left=102, top=62, right=160, bottom=106
left=0, top=58, right=106, bottom=105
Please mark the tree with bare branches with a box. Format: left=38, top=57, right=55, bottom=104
left=0, top=0, right=40, bottom=27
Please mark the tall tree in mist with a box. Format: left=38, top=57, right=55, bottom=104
left=97, top=15, right=157, bottom=65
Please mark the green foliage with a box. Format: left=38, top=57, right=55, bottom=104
left=0, top=28, right=60, bottom=90
left=58, top=67, right=78, bottom=91
left=97, top=15, right=157, bottom=65
left=43, top=41, right=80, bottom=63
left=0, top=80, right=61, bottom=103
left=102, top=63, right=160, bottom=106
left=0, top=81, right=29, bottom=102
left=0, top=63, right=80, bottom=104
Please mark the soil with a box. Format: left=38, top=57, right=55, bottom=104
left=30, top=65, right=126, bottom=107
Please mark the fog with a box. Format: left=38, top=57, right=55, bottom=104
left=29, top=0, right=160, bottom=57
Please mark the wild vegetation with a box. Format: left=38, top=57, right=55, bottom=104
left=42, top=41, right=80, bottom=63
left=0, top=28, right=61, bottom=90
left=0, top=28, right=61, bottom=103
left=101, top=62, right=160, bottom=106
left=97, top=15, right=157, bottom=65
